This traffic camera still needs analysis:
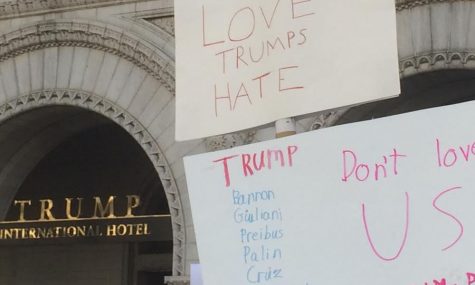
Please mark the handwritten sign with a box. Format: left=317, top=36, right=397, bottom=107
left=184, top=101, right=475, bottom=285
left=175, top=0, right=400, bottom=141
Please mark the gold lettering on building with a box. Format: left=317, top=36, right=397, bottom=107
left=106, top=223, right=151, bottom=237
left=39, top=199, right=55, bottom=221
left=0, top=195, right=167, bottom=242
left=126, top=195, right=140, bottom=217
left=14, top=200, right=31, bottom=222
left=93, top=196, right=116, bottom=218
left=65, top=198, right=83, bottom=219
left=12, top=195, right=143, bottom=222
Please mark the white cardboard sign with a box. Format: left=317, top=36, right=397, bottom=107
left=175, top=0, right=400, bottom=141
left=184, top=101, right=475, bottom=285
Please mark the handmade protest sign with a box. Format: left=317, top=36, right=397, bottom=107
left=184, top=101, right=475, bottom=285
left=175, top=0, right=400, bottom=141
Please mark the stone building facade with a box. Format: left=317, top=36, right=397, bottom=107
left=0, top=0, right=473, bottom=284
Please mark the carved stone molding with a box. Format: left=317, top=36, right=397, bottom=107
left=0, top=0, right=471, bottom=19
left=118, top=7, right=175, bottom=45
left=0, top=0, right=471, bottom=18
left=164, top=276, right=190, bottom=285
left=399, top=51, right=475, bottom=77
left=0, top=21, right=175, bottom=93
left=0, top=0, right=147, bottom=19
left=396, top=0, right=474, bottom=11
left=205, top=131, right=256, bottom=151
left=0, top=88, right=185, bottom=276
left=146, top=16, right=174, bottom=37
left=309, top=109, right=349, bottom=130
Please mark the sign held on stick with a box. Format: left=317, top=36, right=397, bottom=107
left=184, top=101, right=475, bottom=285
left=175, top=0, right=400, bottom=140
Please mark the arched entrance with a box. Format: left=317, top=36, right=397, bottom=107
left=0, top=100, right=174, bottom=284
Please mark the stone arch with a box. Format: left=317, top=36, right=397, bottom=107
left=396, top=0, right=475, bottom=77
left=0, top=88, right=185, bottom=276
left=0, top=20, right=175, bottom=92
left=0, top=19, right=189, bottom=277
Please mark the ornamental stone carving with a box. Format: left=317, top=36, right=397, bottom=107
left=400, top=51, right=475, bottom=77
left=0, top=0, right=139, bottom=19
left=395, top=0, right=474, bottom=11
left=147, top=16, right=175, bottom=37
left=0, top=21, right=175, bottom=93
left=0, top=0, right=471, bottom=19
left=309, top=109, right=349, bottom=131
left=205, top=131, right=257, bottom=151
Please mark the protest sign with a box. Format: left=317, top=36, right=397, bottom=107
left=175, top=0, right=400, bottom=140
left=184, top=101, right=475, bottom=285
